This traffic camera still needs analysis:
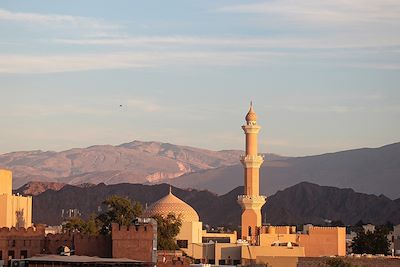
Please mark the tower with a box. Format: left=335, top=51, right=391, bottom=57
left=0, top=169, right=32, bottom=228
left=237, top=103, right=266, bottom=243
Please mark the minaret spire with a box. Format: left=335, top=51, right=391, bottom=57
left=169, top=185, right=172, bottom=194
left=238, top=103, right=266, bottom=244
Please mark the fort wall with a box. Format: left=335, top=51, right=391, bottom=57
left=298, top=227, right=346, bottom=257
left=112, top=223, right=157, bottom=263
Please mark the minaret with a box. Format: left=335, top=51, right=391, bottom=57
left=237, top=102, right=266, bottom=243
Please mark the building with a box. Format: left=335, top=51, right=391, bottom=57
left=0, top=222, right=156, bottom=266
left=0, top=169, right=32, bottom=229
left=143, top=103, right=346, bottom=267
left=11, top=255, right=152, bottom=267
left=394, top=224, right=400, bottom=256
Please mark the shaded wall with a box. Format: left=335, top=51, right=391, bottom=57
left=112, top=223, right=156, bottom=263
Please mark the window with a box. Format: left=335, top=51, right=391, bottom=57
left=202, top=237, right=230, bottom=243
left=218, top=260, right=226, bottom=265
left=0, top=250, right=3, bottom=260
left=20, top=250, right=28, bottom=259
left=8, top=250, right=15, bottom=260
left=176, top=240, right=188, bottom=249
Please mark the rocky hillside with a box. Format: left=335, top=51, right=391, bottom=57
left=2, top=141, right=399, bottom=199
left=170, top=142, right=400, bottom=199
left=25, top=182, right=400, bottom=227
left=0, top=140, right=244, bottom=188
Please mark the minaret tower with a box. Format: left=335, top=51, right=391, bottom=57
left=237, top=102, right=266, bottom=243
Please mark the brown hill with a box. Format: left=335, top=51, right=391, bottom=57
left=26, top=181, right=400, bottom=227
left=14, top=181, right=66, bottom=196
left=0, top=140, right=244, bottom=188
left=170, top=142, right=400, bottom=199
left=13, top=181, right=95, bottom=196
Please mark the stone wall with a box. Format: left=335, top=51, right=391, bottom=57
left=45, top=233, right=111, bottom=257
left=112, top=222, right=156, bottom=263
left=297, top=257, right=400, bottom=267
left=0, top=226, right=45, bottom=261
left=0, top=223, right=155, bottom=266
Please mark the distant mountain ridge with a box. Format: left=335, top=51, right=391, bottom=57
left=0, top=140, right=247, bottom=188
left=2, top=141, right=399, bottom=199
left=170, top=142, right=400, bottom=199
left=23, top=181, right=400, bottom=226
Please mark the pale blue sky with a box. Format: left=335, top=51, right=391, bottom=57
left=0, top=0, right=399, bottom=156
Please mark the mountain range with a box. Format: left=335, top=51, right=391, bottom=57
left=2, top=141, right=400, bottom=199
left=0, top=140, right=244, bottom=188
left=170, top=142, right=400, bottom=199
left=16, top=181, right=400, bottom=227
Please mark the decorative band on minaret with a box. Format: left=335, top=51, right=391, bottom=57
left=237, top=102, right=267, bottom=243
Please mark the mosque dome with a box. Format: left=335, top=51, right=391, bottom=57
left=144, top=188, right=199, bottom=222
left=245, top=102, right=257, bottom=122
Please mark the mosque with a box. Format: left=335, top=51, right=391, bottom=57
left=0, top=103, right=346, bottom=266
left=144, top=103, right=346, bottom=266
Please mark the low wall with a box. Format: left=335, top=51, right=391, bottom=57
left=297, top=257, right=400, bottom=267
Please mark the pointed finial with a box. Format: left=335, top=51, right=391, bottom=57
left=245, top=101, right=257, bottom=123
left=169, top=185, right=172, bottom=194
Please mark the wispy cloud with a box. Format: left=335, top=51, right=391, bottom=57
left=0, top=51, right=287, bottom=74
left=53, top=35, right=400, bottom=50
left=218, top=0, right=400, bottom=26
left=0, top=8, right=119, bottom=29
left=265, top=104, right=400, bottom=114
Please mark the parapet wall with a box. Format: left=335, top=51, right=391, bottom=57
left=264, top=226, right=297, bottom=234
left=0, top=222, right=156, bottom=264
left=45, top=232, right=111, bottom=257
left=112, top=223, right=156, bottom=262
left=298, top=227, right=346, bottom=257
left=297, top=257, right=400, bottom=267
left=0, top=225, right=45, bottom=237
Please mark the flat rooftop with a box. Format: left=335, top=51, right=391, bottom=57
left=22, top=255, right=145, bottom=264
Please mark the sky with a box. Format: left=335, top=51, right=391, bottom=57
left=0, top=0, right=399, bottom=156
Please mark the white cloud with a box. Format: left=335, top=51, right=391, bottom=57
left=53, top=35, right=400, bottom=50
left=218, top=0, right=400, bottom=26
left=0, top=8, right=119, bottom=29
left=265, top=104, right=400, bottom=114
left=0, top=51, right=287, bottom=74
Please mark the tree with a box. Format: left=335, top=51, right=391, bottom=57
left=84, top=214, right=99, bottom=235
left=63, top=216, right=86, bottom=233
left=96, top=195, right=143, bottom=234
left=63, top=214, right=99, bottom=235
left=351, top=227, right=390, bottom=255
left=152, top=213, right=182, bottom=250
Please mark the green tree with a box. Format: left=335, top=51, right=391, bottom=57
left=351, top=227, right=390, bottom=255
left=152, top=213, right=182, bottom=250
left=96, top=195, right=143, bottom=234
left=83, top=214, right=99, bottom=235
left=63, top=216, right=86, bottom=233
left=133, top=201, right=144, bottom=217
left=63, top=214, right=99, bottom=235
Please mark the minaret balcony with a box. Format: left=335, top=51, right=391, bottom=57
left=240, top=154, right=264, bottom=168
left=237, top=195, right=267, bottom=210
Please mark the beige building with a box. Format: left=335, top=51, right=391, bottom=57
left=0, top=169, right=32, bottom=228
left=143, top=103, right=346, bottom=266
